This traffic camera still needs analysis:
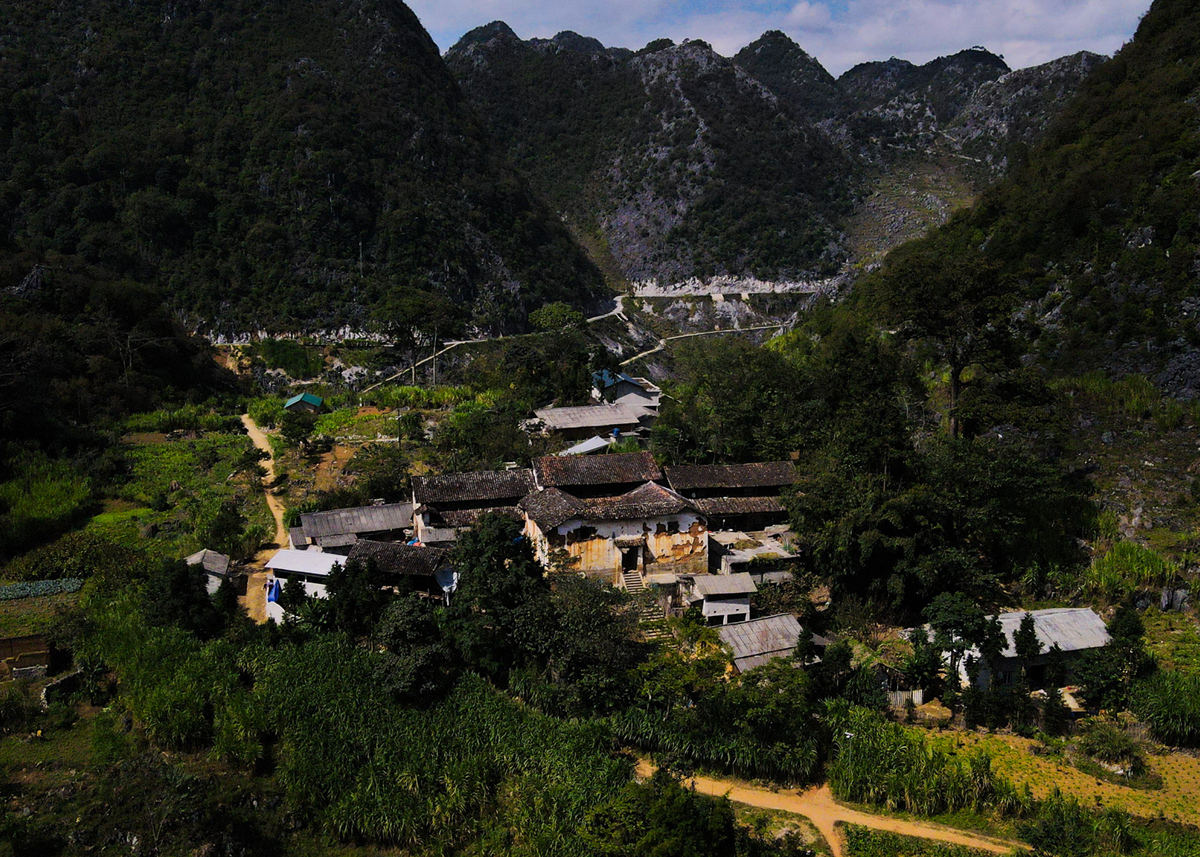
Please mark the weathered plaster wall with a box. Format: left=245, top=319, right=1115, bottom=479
left=528, top=513, right=708, bottom=582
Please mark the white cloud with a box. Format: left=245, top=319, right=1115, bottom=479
left=408, top=0, right=1149, bottom=75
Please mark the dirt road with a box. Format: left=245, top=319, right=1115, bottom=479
left=240, top=414, right=288, bottom=622
left=635, top=761, right=1024, bottom=857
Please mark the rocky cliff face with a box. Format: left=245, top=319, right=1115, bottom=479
left=449, top=26, right=1103, bottom=286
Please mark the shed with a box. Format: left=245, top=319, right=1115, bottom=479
left=956, top=608, right=1112, bottom=690
left=185, top=548, right=240, bottom=595
left=264, top=550, right=343, bottom=623
left=284, top=392, right=324, bottom=413
left=687, top=573, right=757, bottom=626
left=533, top=403, right=645, bottom=440
left=719, top=613, right=805, bottom=672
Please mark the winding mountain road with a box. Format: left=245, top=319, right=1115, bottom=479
left=635, top=761, right=1024, bottom=857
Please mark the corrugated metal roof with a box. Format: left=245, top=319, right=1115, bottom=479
left=692, top=573, right=758, bottom=597
left=288, top=527, right=308, bottom=549
left=185, top=549, right=231, bottom=576
left=299, top=503, right=413, bottom=539
left=534, top=403, right=643, bottom=431
left=992, top=608, right=1111, bottom=658
left=719, top=613, right=802, bottom=671
left=557, top=435, right=615, bottom=456
left=266, top=550, right=343, bottom=576
left=412, top=470, right=534, bottom=505
left=665, top=461, right=796, bottom=491
left=534, top=451, right=662, bottom=487
left=285, top=393, right=323, bottom=408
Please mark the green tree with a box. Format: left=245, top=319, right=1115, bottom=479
left=280, top=410, right=317, bottom=449
left=141, top=559, right=222, bottom=639
left=529, top=301, right=585, bottom=331
left=323, top=558, right=390, bottom=638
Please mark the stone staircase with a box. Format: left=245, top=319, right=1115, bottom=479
left=623, top=572, right=670, bottom=640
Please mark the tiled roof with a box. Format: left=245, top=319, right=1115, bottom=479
left=412, top=469, right=534, bottom=505
left=435, top=507, right=523, bottom=528
left=521, top=482, right=696, bottom=530
left=348, top=540, right=449, bottom=577
left=719, top=613, right=802, bottom=671
left=520, top=488, right=586, bottom=530
left=300, top=503, right=413, bottom=539
left=693, top=496, right=786, bottom=516
left=665, top=461, right=796, bottom=491
left=577, top=482, right=693, bottom=521
left=533, top=451, right=662, bottom=488
left=534, top=403, right=643, bottom=431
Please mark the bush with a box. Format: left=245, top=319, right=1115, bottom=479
left=247, top=397, right=285, bottom=429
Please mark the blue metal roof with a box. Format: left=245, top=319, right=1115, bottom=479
left=285, top=392, right=324, bottom=408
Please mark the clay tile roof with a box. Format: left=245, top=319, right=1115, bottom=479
left=577, top=482, right=693, bottom=521
left=435, top=507, right=524, bottom=528
left=348, top=540, right=449, bottom=577
left=412, top=469, right=534, bottom=505
left=519, top=488, right=583, bottom=530
left=664, top=461, right=796, bottom=492
left=692, top=496, right=786, bottom=516
left=533, top=451, right=662, bottom=488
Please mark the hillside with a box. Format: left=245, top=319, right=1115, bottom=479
left=861, top=0, right=1200, bottom=382
left=0, top=0, right=605, bottom=333
left=449, top=27, right=1100, bottom=285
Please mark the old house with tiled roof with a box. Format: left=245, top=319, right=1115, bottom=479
left=411, top=469, right=533, bottom=544
left=532, top=451, right=663, bottom=498
left=664, top=461, right=794, bottom=530
left=347, top=540, right=458, bottom=603
left=520, top=479, right=707, bottom=584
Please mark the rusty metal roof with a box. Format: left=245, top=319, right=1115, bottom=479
left=185, top=549, right=231, bottom=576
left=665, top=461, right=796, bottom=492
left=300, top=503, right=413, bottom=539
left=718, top=613, right=802, bottom=672
left=412, top=469, right=534, bottom=505
left=533, top=451, right=662, bottom=488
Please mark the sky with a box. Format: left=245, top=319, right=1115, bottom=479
left=407, top=0, right=1150, bottom=76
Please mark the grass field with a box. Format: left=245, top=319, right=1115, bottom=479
left=0, top=591, right=81, bottom=637
left=936, top=732, right=1200, bottom=825
left=1142, top=608, right=1200, bottom=675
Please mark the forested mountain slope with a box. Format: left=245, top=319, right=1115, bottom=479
left=449, top=26, right=1101, bottom=285
left=0, top=0, right=604, bottom=333
left=861, top=0, right=1200, bottom=385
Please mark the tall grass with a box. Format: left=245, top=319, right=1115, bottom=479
left=1083, top=542, right=1176, bottom=601
left=0, top=452, right=92, bottom=557
left=826, top=704, right=1031, bottom=818
left=360, top=385, right=475, bottom=410
left=1133, top=670, right=1200, bottom=746
left=124, top=405, right=239, bottom=434
left=1057, top=372, right=1195, bottom=429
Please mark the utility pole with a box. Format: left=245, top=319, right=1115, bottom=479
left=431, top=327, right=438, bottom=387
left=358, top=242, right=364, bottom=277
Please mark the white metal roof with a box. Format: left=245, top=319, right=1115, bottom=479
left=265, top=550, right=343, bottom=576
left=992, top=608, right=1111, bottom=658
left=534, top=403, right=643, bottom=431
left=692, top=573, right=758, bottom=597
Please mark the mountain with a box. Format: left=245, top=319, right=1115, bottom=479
left=447, top=28, right=857, bottom=286
left=862, top=0, right=1200, bottom=384
left=448, top=27, right=1101, bottom=286
left=0, top=0, right=605, bottom=333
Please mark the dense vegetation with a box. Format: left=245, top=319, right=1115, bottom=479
left=0, top=0, right=605, bottom=333
left=855, top=0, right=1200, bottom=380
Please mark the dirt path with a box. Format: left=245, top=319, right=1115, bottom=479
left=240, top=414, right=289, bottom=622
left=635, top=761, right=1024, bottom=857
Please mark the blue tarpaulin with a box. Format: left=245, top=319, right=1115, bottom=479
left=267, top=579, right=281, bottom=602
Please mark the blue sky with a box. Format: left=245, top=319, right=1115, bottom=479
left=407, top=0, right=1149, bottom=75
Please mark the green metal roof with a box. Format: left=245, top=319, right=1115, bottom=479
left=285, top=392, right=324, bottom=408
